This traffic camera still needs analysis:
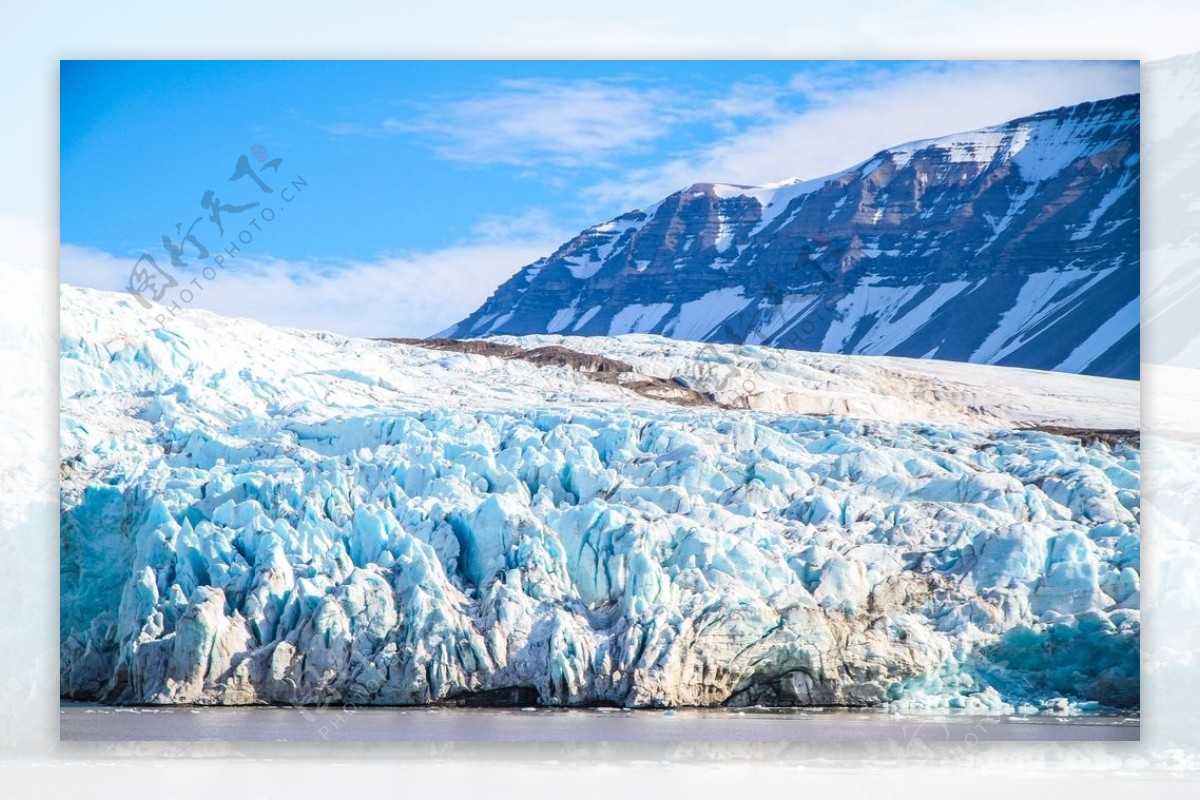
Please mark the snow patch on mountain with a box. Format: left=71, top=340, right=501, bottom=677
left=573, top=305, right=603, bottom=332
left=608, top=303, right=673, bottom=336
left=665, top=288, right=753, bottom=340
left=970, top=266, right=1121, bottom=365
left=1056, top=297, right=1141, bottom=374
left=546, top=299, right=580, bottom=334
left=820, top=278, right=977, bottom=354
left=1072, top=169, right=1139, bottom=241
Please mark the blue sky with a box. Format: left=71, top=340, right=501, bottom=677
left=60, top=59, right=1139, bottom=336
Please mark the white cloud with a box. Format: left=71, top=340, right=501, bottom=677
left=60, top=211, right=570, bottom=339
left=332, top=62, right=1139, bottom=212
left=469, top=207, right=564, bottom=241
left=355, top=76, right=787, bottom=170
left=386, top=78, right=685, bottom=168
left=585, top=61, right=1140, bottom=209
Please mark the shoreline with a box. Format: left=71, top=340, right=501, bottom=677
left=60, top=703, right=1140, bottom=743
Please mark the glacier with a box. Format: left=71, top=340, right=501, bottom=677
left=60, top=286, right=1140, bottom=711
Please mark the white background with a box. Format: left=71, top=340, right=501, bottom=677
left=4, top=1, right=1200, bottom=797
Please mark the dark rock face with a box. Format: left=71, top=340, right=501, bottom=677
left=443, top=94, right=1140, bottom=378
left=380, top=337, right=725, bottom=408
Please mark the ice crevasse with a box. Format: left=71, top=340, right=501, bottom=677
left=59, top=287, right=1140, bottom=711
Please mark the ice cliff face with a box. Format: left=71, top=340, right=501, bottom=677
left=443, top=94, right=1139, bottom=379
left=60, top=287, right=1139, bottom=710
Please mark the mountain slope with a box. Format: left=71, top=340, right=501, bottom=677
left=443, top=94, right=1140, bottom=379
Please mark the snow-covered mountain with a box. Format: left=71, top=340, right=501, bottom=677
left=444, top=94, right=1140, bottom=379
left=61, top=287, right=1138, bottom=710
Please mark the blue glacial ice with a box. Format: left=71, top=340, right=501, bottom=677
left=59, top=287, right=1140, bottom=711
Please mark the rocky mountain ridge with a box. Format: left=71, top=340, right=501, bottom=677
left=444, top=94, right=1140, bottom=379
